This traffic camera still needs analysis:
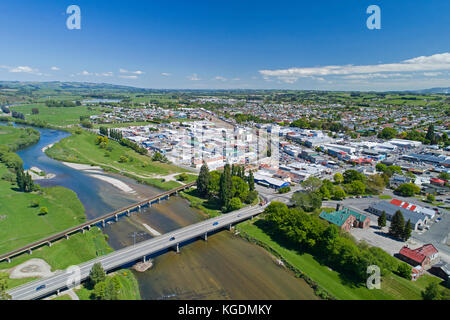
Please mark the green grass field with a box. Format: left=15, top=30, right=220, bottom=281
left=10, top=104, right=104, bottom=126
left=237, top=221, right=449, bottom=300
left=45, top=130, right=188, bottom=189
left=0, top=164, right=87, bottom=255
left=179, top=188, right=222, bottom=217
left=0, top=125, right=40, bottom=151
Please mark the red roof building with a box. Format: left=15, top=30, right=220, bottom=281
left=398, top=244, right=439, bottom=269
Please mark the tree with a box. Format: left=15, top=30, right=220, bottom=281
left=375, top=163, right=387, bottom=172
left=177, top=173, right=189, bottom=182
left=31, top=108, right=39, bottom=115
left=343, top=170, right=365, bottom=184
left=104, top=279, right=119, bottom=300
left=333, top=187, right=346, bottom=200
left=292, top=191, right=322, bottom=212
left=395, top=183, right=420, bottom=197
left=89, top=263, right=106, bottom=286
left=426, top=194, right=435, bottom=202
left=219, top=163, right=233, bottom=207
left=227, top=197, right=242, bottom=212
left=93, top=281, right=107, bottom=300
left=333, top=173, right=343, bottom=184
left=196, top=162, right=210, bottom=197
left=348, top=180, right=365, bottom=195
left=378, top=127, right=397, bottom=140
left=318, top=185, right=331, bottom=200
left=39, top=206, right=48, bottom=216
left=231, top=176, right=249, bottom=201
left=207, top=171, right=221, bottom=198
left=247, top=170, right=255, bottom=191
left=16, top=168, right=34, bottom=192
left=425, top=123, right=436, bottom=144
left=0, top=273, right=11, bottom=300
left=422, top=282, right=441, bottom=300
left=301, top=176, right=322, bottom=193
left=378, top=211, right=386, bottom=228
left=438, top=172, right=450, bottom=181
left=396, top=263, right=411, bottom=279
left=389, top=210, right=405, bottom=239
left=403, top=219, right=412, bottom=241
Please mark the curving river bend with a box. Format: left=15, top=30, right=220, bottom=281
left=11, top=124, right=317, bottom=300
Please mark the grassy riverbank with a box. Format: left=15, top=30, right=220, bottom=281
left=179, top=188, right=222, bottom=218
left=0, top=125, right=40, bottom=151
left=45, top=130, right=189, bottom=190
left=236, top=220, right=449, bottom=300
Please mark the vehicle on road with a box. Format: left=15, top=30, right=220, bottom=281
left=169, top=236, right=176, bottom=241
left=213, top=222, right=219, bottom=226
left=36, top=284, right=46, bottom=291
left=436, top=218, right=441, bottom=222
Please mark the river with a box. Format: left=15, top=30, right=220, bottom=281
left=8, top=123, right=318, bottom=300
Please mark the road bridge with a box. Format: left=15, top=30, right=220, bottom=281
left=7, top=202, right=267, bottom=300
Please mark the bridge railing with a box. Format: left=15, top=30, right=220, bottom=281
left=0, top=181, right=196, bottom=263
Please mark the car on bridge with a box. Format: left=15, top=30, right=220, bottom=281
left=36, top=284, right=46, bottom=291
left=169, top=236, right=176, bottom=241
left=213, top=222, right=219, bottom=226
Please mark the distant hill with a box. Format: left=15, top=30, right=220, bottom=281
left=412, top=87, right=450, bottom=94
left=0, top=81, right=148, bottom=93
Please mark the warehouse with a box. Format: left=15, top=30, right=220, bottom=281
left=367, top=201, right=428, bottom=230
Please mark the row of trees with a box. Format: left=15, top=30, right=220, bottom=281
left=99, top=127, right=123, bottom=141
left=119, top=138, right=148, bottom=155
left=264, top=202, right=412, bottom=284
left=46, top=100, right=78, bottom=108
left=197, top=162, right=257, bottom=212
left=11, top=111, right=25, bottom=120
left=16, top=168, right=35, bottom=192
left=290, top=118, right=348, bottom=133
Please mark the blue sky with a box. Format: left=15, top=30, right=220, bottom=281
left=0, top=0, right=449, bottom=90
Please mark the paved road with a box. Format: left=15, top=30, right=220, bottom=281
left=7, top=203, right=267, bottom=300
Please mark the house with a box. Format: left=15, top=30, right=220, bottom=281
left=398, top=244, right=439, bottom=270
left=319, top=207, right=370, bottom=232
left=389, top=174, right=412, bottom=188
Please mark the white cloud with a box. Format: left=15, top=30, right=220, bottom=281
left=51, top=66, right=60, bottom=71
left=119, top=75, right=138, bottom=79
left=259, top=52, right=450, bottom=83
left=231, top=78, right=240, bottom=81
left=120, top=68, right=144, bottom=75
left=214, top=76, right=227, bottom=81
left=78, top=70, right=92, bottom=76
left=423, top=72, right=442, bottom=77
left=2, top=65, right=43, bottom=75
left=95, top=72, right=113, bottom=77
left=161, top=72, right=171, bottom=77
left=188, top=73, right=201, bottom=81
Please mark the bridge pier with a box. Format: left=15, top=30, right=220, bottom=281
left=87, top=225, right=91, bottom=231
left=138, top=205, right=141, bottom=212
left=143, top=256, right=147, bottom=263
left=65, top=234, right=70, bottom=240
left=126, top=210, right=131, bottom=217
left=102, top=220, right=105, bottom=227
left=28, top=249, right=32, bottom=255
left=82, top=228, right=86, bottom=234
left=6, top=257, right=11, bottom=263
left=174, top=243, right=180, bottom=254
left=115, top=214, right=118, bottom=222
left=148, top=201, right=152, bottom=207
left=228, top=224, right=232, bottom=231
left=203, top=232, right=208, bottom=241
left=47, top=241, right=52, bottom=247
